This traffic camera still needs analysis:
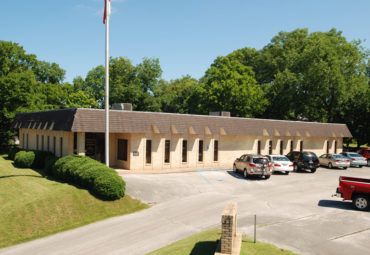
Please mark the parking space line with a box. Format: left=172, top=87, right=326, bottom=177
left=197, top=169, right=227, bottom=186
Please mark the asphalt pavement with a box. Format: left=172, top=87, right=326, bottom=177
left=1, top=166, right=369, bottom=255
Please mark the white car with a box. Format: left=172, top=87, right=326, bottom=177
left=267, top=155, right=294, bottom=175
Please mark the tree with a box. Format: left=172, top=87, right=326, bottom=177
left=195, top=56, right=267, bottom=117
left=154, top=76, right=198, bottom=113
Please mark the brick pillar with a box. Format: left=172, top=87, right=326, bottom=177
left=220, top=203, right=237, bottom=254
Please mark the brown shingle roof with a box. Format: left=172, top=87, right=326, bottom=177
left=12, top=108, right=352, bottom=138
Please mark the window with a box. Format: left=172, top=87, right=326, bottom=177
left=47, top=136, right=50, bottom=152
left=280, top=140, right=283, bottom=155
left=26, top=134, right=29, bottom=149
left=73, top=133, right=77, bottom=154
left=257, top=140, right=261, bottom=155
left=290, top=140, right=294, bottom=152
left=326, top=140, right=330, bottom=154
left=334, top=141, right=337, bottom=153
left=117, top=139, right=128, bottom=161
left=214, top=140, right=218, bottom=162
left=268, top=140, right=273, bottom=154
left=182, top=140, right=187, bottom=163
left=36, top=134, right=39, bottom=150
left=60, top=137, right=63, bottom=157
left=53, top=136, right=56, bottom=155
left=41, top=135, right=44, bottom=151
left=146, top=139, right=152, bottom=164
left=164, top=140, right=170, bottom=163
left=300, top=141, right=303, bottom=152
left=198, top=140, right=203, bottom=162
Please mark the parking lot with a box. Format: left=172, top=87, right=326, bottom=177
left=1, top=166, right=369, bottom=255
left=124, top=166, right=370, bottom=255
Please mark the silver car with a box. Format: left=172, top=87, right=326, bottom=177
left=341, top=152, right=367, bottom=168
left=319, top=154, right=350, bottom=169
left=233, top=154, right=272, bottom=179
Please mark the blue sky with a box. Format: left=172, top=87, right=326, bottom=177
left=2, top=0, right=369, bottom=83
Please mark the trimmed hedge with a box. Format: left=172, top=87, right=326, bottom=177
left=44, top=155, right=59, bottom=174
left=32, top=150, right=54, bottom=169
left=14, top=151, right=35, bottom=168
left=93, top=173, right=125, bottom=200
left=52, top=156, right=125, bottom=200
left=8, top=146, right=20, bottom=160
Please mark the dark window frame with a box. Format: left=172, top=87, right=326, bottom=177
left=182, top=139, right=187, bottom=163
left=117, top=139, right=128, bottom=161
left=36, top=134, right=39, bottom=150
left=214, top=140, right=219, bottom=162
left=47, top=136, right=50, bottom=152
left=198, top=140, right=204, bottom=162
left=290, top=140, right=294, bottom=152
left=60, top=137, right=63, bottom=157
left=164, top=140, right=170, bottom=163
left=146, top=139, right=152, bottom=164
left=257, top=140, right=261, bottom=155
left=334, top=141, right=337, bottom=154
left=41, top=135, right=44, bottom=151
left=326, top=140, right=330, bottom=154
left=300, top=141, right=303, bottom=152
left=280, top=140, right=284, bottom=155
left=268, top=140, right=273, bottom=154
left=53, top=136, right=56, bottom=155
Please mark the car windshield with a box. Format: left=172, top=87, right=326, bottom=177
left=303, top=152, right=318, bottom=160
left=332, top=154, right=345, bottom=159
left=253, top=158, right=269, bottom=164
left=348, top=153, right=361, bottom=157
left=272, top=156, right=289, bottom=161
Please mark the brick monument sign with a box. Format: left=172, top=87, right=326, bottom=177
left=215, top=202, right=242, bottom=255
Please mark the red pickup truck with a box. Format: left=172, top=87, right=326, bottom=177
left=335, top=176, right=370, bottom=211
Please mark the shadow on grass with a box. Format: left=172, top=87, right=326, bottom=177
left=0, top=174, right=43, bottom=179
left=190, top=240, right=218, bottom=255
left=318, top=199, right=355, bottom=211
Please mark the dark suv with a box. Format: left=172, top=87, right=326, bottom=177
left=286, top=151, right=319, bottom=173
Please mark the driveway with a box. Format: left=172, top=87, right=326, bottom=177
left=1, top=166, right=369, bottom=255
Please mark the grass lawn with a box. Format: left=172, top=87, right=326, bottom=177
left=0, top=155, right=149, bottom=249
left=147, top=228, right=298, bottom=255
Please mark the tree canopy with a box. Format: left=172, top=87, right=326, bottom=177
left=0, top=28, right=369, bottom=148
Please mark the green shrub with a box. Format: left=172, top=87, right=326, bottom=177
left=79, top=166, right=107, bottom=189
left=44, top=155, right=59, bottom=174
left=52, top=155, right=82, bottom=179
left=93, top=172, right=126, bottom=200
left=14, top=151, right=35, bottom=168
left=51, top=155, right=125, bottom=200
left=8, top=146, right=21, bottom=160
left=73, top=162, right=102, bottom=185
left=32, top=150, right=54, bottom=169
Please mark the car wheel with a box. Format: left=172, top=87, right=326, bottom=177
left=368, top=159, right=370, bottom=166
left=343, top=167, right=347, bottom=170
left=353, top=195, right=369, bottom=211
left=311, top=168, right=317, bottom=173
left=265, top=175, right=270, bottom=180
left=243, top=169, right=248, bottom=178
left=233, top=164, right=237, bottom=173
left=359, top=165, right=363, bottom=168
left=293, top=164, right=299, bottom=172
left=285, top=171, right=290, bottom=175
left=328, top=163, right=333, bottom=169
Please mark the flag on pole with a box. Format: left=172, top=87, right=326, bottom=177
left=103, top=0, right=111, bottom=24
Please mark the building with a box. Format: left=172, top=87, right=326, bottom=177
left=11, top=108, right=352, bottom=171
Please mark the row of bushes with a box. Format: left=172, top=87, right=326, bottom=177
left=11, top=148, right=57, bottom=170
left=10, top=147, right=125, bottom=200
left=51, top=155, right=125, bottom=200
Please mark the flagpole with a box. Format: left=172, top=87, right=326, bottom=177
left=105, top=0, right=110, bottom=167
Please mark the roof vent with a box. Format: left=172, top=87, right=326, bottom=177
left=112, top=103, right=132, bottom=111
left=209, top=111, right=231, bottom=117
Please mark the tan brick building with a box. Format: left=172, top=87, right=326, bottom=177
left=12, top=108, right=352, bottom=171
